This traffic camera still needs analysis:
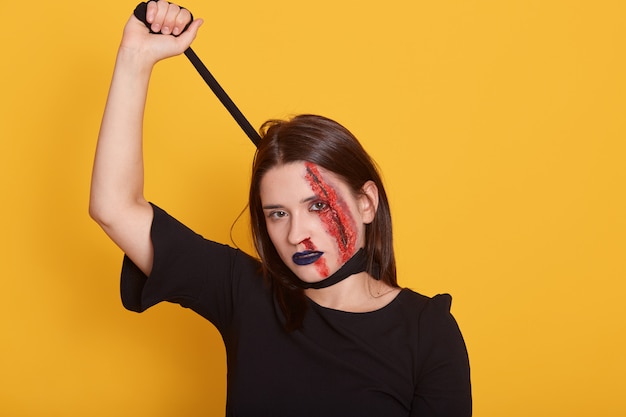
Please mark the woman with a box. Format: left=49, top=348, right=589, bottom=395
left=90, top=1, right=471, bottom=415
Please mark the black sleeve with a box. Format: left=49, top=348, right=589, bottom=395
left=120, top=203, right=262, bottom=333
left=411, top=294, right=472, bottom=417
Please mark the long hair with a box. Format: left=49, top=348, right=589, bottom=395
left=249, top=114, right=397, bottom=331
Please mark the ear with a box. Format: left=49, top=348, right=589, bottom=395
left=358, top=180, right=379, bottom=224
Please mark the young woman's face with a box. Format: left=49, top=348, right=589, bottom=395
left=260, top=161, right=372, bottom=285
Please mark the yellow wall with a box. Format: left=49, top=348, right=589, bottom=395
left=2, top=0, right=624, bottom=415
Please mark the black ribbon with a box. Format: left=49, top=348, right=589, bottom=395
left=134, top=2, right=261, bottom=146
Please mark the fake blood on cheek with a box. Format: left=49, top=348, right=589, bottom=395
left=304, top=162, right=357, bottom=265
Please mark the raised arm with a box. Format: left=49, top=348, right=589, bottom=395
left=89, top=1, right=203, bottom=275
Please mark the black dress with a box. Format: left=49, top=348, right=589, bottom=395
left=121, top=204, right=472, bottom=416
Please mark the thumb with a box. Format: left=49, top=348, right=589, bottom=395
left=176, top=18, right=204, bottom=48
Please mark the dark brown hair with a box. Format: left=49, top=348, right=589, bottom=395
left=249, top=114, right=397, bottom=331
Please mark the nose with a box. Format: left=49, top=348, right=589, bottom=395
left=287, top=212, right=310, bottom=247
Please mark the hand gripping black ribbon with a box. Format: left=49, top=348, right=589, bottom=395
left=134, top=2, right=262, bottom=147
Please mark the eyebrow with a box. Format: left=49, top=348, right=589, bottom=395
left=262, top=204, right=283, bottom=210
left=262, top=195, right=319, bottom=210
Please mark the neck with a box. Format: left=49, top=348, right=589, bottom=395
left=304, top=271, right=400, bottom=312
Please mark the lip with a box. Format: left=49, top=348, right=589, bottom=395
left=292, top=250, right=324, bottom=266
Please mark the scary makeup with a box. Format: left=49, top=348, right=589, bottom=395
left=260, top=161, right=364, bottom=284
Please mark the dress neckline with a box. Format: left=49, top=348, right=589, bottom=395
left=307, top=287, right=406, bottom=315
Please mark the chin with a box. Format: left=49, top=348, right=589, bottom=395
left=291, top=265, right=331, bottom=284
left=293, top=272, right=327, bottom=284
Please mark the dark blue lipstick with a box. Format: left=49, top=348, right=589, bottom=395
left=292, top=250, right=324, bottom=266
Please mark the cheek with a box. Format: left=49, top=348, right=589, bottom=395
left=304, top=163, right=358, bottom=263
left=264, top=222, right=283, bottom=252
left=319, top=201, right=358, bottom=261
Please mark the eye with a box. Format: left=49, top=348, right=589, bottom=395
left=309, top=201, right=328, bottom=212
left=268, top=210, right=288, bottom=220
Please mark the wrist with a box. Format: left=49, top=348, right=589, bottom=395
left=115, top=46, right=156, bottom=76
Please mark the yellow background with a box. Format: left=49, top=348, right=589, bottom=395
left=1, top=0, right=625, bottom=415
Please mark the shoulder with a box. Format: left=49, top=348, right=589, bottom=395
left=397, top=290, right=467, bottom=353
left=396, top=288, right=453, bottom=316
left=394, top=289, right=462, bottom=340
left=151, top=203, right=260, bottom=260
left=148, top=203, right=263, bottom=289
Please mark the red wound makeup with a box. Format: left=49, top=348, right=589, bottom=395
left=299, top=238, right=329, bottom=277
left=304, top=162, right=358, bottom=266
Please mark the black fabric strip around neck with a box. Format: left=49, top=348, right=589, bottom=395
left=296, top=248, right=368, bottom=290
